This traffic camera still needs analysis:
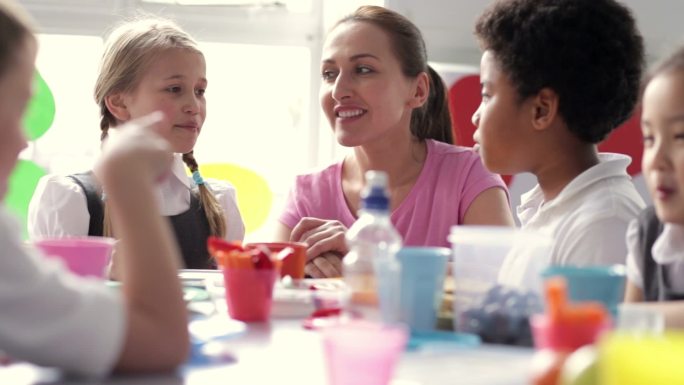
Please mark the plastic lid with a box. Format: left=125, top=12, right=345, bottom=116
left=539, top=277, right=609, bottom=351
left=361, top=170, right=389, bottom=211
left=448, top=225, right=552, bottom=247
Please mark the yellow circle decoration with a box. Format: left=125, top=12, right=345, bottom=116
left=195, top=163, right=272, bottom=234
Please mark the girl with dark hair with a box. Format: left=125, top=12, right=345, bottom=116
left=275, top=5, right=513, bottom=278
left=624, top=45, right=684, bottom=327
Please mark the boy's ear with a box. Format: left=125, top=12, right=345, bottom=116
left=104, top=93, right=131, bottom=122
left=530, top=88, right=559, bottom=131
left=408, top=71, right=429, bottom=108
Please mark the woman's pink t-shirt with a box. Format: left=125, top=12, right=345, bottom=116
left=279, top=140, right=509, bottom=247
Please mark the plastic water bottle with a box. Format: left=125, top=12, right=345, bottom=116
left=343, top=170, right=402, bottom=322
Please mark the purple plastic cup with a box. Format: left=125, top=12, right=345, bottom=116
left=34, top=236, right=115, bottom=278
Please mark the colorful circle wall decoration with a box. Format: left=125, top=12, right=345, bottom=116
left=447, top=73, right=644, bottom=184
left=7, top=71, right=53, bottom=238
left=195, top=163, right=273, bottom=235
left=23, top=71, right=55, bottom=141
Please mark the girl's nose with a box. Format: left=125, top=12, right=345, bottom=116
left=646, top=136, right=672, bottom=172
left=183, top=94, right=201, bottom=114
left=471, top=105, right=481, bottom=127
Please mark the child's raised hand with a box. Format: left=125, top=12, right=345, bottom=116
left=95, top=111, right=173, bottom=185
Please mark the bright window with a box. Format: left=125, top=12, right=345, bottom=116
left=18, top=0, right=383, bottom=238
left=198, top=42, right=311, bottom=194
left=29, top=34, right=103, bottom=174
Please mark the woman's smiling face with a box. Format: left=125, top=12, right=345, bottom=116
left=319, top=21, right=421, bottom=147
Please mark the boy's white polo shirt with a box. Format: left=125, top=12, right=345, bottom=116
left=517, top=153, right=645, bottom=266
left=0, top=207, right=124, bottom=378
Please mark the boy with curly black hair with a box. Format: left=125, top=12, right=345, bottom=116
left=472, top=0, right=645, bottom=266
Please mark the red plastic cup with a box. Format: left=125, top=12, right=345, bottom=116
left=34, top=236, right=115, bottom=278
left=530, top=314, right=611, bottom=351
left=245, top=242, right=307, bottom=280
left=223, top=268, right=278, bottom=322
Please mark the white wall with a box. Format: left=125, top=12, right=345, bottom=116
left=387, top=0, right=684, bottom=66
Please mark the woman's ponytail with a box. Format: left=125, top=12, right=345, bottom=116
left=410, top=65, right=453, bottom=144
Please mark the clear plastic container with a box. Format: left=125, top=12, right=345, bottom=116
left=616, top=303, right=665, bottom=334
left=449, top=226, right=552, bottom=344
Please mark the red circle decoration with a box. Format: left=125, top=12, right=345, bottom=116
left=597, top=108, right=642, bottom=177
left=448, top=74, right=513, bottom=185
left=447, top=74, right=643, bottom=187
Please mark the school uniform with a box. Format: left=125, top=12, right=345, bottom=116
left=517, top=153, right=645, bottom=266
left=28, top=155, right=245, bottom=268
left=626, top=206, right=684, bottom=300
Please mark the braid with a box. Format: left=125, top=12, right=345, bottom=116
left=182, top=151, right=227, bottom=238
left=99, top=104, right=117, bottom=238
left=99, top=104, right=115, bottom=141
left=182, top=151, right=199, bottom=172
left=103, top=202, right=114, bottom=238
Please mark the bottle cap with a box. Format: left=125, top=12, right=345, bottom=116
left=361, top=170, right=389, bottom=211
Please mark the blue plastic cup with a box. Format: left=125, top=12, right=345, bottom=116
left=541, top=265, right=626, bottom=319
left=396, top=247, right=450, bottom=331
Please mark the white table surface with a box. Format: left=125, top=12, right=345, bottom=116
left=0, top=271, right=534, bottom=384
left=0, top=318, right=533, bottom=385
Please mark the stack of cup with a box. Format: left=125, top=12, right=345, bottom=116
left=209, top=238, right=280, bottom=322
left=541, top=265, right=626, bottom=320
left=244, top=242, right=307, bottom=281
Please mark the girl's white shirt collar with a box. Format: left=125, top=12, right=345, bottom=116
left=170, top=153, right=192, bottom=189
left=652, top=222, right=684, bottom=264
left=154, top=154, right=192, bottom=216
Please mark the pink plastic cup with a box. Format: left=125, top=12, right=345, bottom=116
left=223, top=268, right=277, bottom=322
left=322, top=320, right=408, bottom=385
left=34, top=237, right=115, bottom=278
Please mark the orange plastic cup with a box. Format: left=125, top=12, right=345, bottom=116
left=223, top=268, right=278, bottom=322
left=245, top=242, right=307, bottom=280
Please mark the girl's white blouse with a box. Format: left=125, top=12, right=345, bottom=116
left=28, top=154, right=245, bottom=242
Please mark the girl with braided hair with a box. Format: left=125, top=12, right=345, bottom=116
left=28, top=17, right=244, bottom=271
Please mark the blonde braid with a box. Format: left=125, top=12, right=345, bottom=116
left=99, top=102, right=117, bottom=238
left=182, top=151, right=227, bottom=238
left=99, top=104, right=115, bottom=141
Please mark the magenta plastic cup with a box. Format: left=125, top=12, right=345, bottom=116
left=34, top=236, right=115, bottom=278
left=322, top=320, right=408, bottom=385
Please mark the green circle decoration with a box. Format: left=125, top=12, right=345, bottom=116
left=6, top=160, right=47, bottom=239
left=23, top=71, right=55, bottom=140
